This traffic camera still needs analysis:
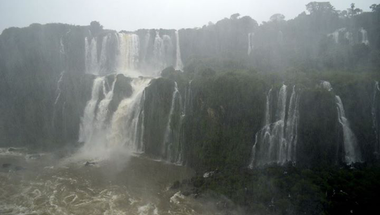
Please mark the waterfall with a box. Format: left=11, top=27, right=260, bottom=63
left=249, top=85, right=299, bottom=167
left=153, top=31, right=165, bottom=69
left=319, top=80, right=362, bottom=164
left=175, top=30, right=183, bottom=71
left=332, top=31, right=340, bottom=43
left=360, top=28, right=369, bottom=45
left=78, top=75, right=151, bottom=160
left=329, top=28, right=346, bottom=44
left=278, top=31, right=283, bottom=44
left=372, top=81, right=380, bottom=153
left=84, top=31, right=182, bottom=77
left=98, top=35, right=109, bottom=74
left=335, top=96, right=362, bottom=164
left=283, top=86, right=299, bottom=163
left=163, top=35, right=173, bottom=68
left=84, top=34, right=115, bottom=75
left=142, top=31, right=151, bottom=64
left=184, top=80, right=193, bottom=115
left=118, top=33, right=140, bottom=72
left=95, top=77, right=117, bottom=130
left=247, top=33, right=254, bottom=55
left=59, top=38, right=65, bottom=55
left=52, top=70, right=66, bottom=128
left=79, top=77, right=105, bottom=142
left=320, top=81, right=333, bottom=91
left=85, top=37, right=98, bottom=75
left=108, top=78, right=151, bottom=152
left=54, top=71, right=65, bottom=105
left=345, top=31, right=353, bottom=44
left=163, top=81, right=180, bottom=162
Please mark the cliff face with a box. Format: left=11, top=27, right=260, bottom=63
left=0, top=10, right=380, bottom=168
left=0, top=24, right=90, bottom=148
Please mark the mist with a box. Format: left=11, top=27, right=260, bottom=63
left=1, top=1, right=380, bottom=215
left=0, top=0, right=376, bottom=32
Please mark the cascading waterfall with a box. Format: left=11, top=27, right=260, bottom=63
left=54, top=71, right=66, bottom=105
left=52, top=70, right=66, bottom=127
left=153, top=31, right=165, bottom=69
left=163, top=35, right=173, bottom=68
left=95, top=77, right=117, bottom=130
left=278, top=31, right=283, bottom=44
left=360, top=28, right=369, bottom=45
left=247, top=33, right=254, bottom=55
left=118, top=33, right=140, bottom=72
left=98, top=35, right=109, bottom=74
left=320, top=80, right=362, bottom=164
left=59, top=38, right=65, bottom=55
left=175, top=30, right=183, bottom=71
left=84, top=34, right=114, bottom=75
left=329, top=28, right=346, bottom=44
left=249, top=84, right=299, bottom=167
left=78, top=75, right=151, bottom=159
left=184, top=80, right=193, bottom=115
left=79, top=77, right=105, bottom=143
left=84, top=31, right=182, bottom=77
left=162, top=82, right=180, bottom=162
left=282, top=86, right=299, bottom=163
left=85, top=37, right=98, bottom=75
left=141, top=31, right=151, bottom=65
left=372, top=81, right=380, bottom=153
left=108, top=78, right=151, bottom=152
left=332, top=30, right=340, bottom=43
left=335, top=96, right=362, bottom=164
left=345, top=31, right=353, bottom=44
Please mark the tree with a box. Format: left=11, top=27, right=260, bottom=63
left=270, top=13, right=285, bottom=22
left=306, top=2, right=336, bottom=15
left=230, top=13, right=240, bottom=20
left=370, top=4, right=380, bottom=12
left=89, top=21, right=103, bottom=35
left=348, top=3, right=362, bottom=17
left=339, top=10, right=348, bottom=18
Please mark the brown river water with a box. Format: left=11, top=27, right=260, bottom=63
left=0, top=147, right=238, bottom=215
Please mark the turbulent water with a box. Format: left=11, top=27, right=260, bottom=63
left=0, top=147, right=234, bottom=215
left=249, top=84, right=299, bottom=167
left=79, top=76, right=152, bottom=161
left=108, top=78, right=151, bottom=153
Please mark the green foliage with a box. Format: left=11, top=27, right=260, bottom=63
left=191, top=165, right=380, bottom=215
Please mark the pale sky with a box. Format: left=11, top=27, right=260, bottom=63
left=0, top=0, right=378, bottom=33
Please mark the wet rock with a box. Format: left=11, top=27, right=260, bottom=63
left=191, top=176, right=204, bottom=188
left=84, top=161, right=97, bottom=167
left=27, top=154, right=41, bottom=160
left=182, top=190, right=192, bottom=196
left=2, top=163, right=11, bottom=168
left=14, top=166, right=26, bottom=171
left=170, top=180, right=181, bottom=190
left=203, top=171, right=215, bottom=178
left=7, top=148, right=16, bottom=152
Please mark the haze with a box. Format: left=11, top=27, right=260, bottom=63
left=0, top=0, right=377, bottom=33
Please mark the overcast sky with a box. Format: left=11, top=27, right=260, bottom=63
left=0, top=0, right=378, bottom=33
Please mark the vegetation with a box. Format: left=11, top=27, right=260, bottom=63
left=189, top=165, right=380, bottom=215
